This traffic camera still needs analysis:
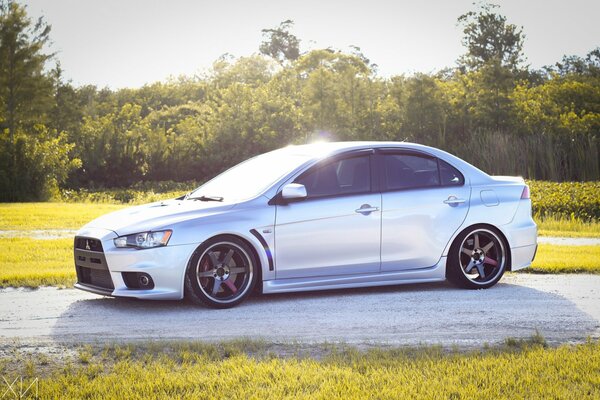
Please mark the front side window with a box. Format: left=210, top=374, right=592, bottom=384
left=296, top=155, right=371, bottom=198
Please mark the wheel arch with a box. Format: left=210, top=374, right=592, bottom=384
left=183, top=233, right=264, bottom=297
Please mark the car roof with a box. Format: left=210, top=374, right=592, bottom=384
left=282, top=141, right=424, bottom=155
left=278, top=141, right=492, bottom=184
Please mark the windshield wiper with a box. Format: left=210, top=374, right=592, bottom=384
left=187, top=195, right=224, bottom=202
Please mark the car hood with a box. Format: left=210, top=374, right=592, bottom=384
left=82, top=199, right=236, bottom=236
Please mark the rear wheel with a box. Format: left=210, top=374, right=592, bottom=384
left=446, top=226, right=507, bottom=289
left=185, top=236, right=257, bottom=308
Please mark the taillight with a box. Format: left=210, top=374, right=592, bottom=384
left=521, top=186, right=530, bottom=199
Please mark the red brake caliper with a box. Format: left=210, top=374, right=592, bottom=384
left=224, top=279, right=237, bottom=294
left=484, top=256, right=498, bottom=267
left=200, top=258, right=210, bottom=287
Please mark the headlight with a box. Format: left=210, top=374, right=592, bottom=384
left=114, top=230, right=172, bottom=249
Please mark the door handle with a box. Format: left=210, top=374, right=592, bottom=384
left=443, top=196, right=466, bottom=206
left=355, top=204, right=379, bottom=214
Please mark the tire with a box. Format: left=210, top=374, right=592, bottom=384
left=446, top=226, right=507, bottom=289
left=185, top=235, right=258, bottom=308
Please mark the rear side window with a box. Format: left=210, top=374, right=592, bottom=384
left=384, top=154, right=439, bottom=190
left=439, top=159, right=464, bottom=186
left=383, top=154, right=464, bottom=190
left=296, top=155, right=371, bottom=198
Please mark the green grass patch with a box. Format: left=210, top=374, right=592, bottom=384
left=2, top=339, right=599, bottom=399
left=0, top=203, right=125, bottom=230
left=529, top=244, right=600, bottom=274
left=0, top=238, right=75, bottom=287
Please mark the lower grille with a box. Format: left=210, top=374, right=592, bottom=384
left=76, top=266, right=115, bottom=290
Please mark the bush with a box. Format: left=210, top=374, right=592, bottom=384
left=58, top=180, right=199, bottom=204
left=528, top=180, right=600, bottom=221
left=0, top=127, right=81, bottom=201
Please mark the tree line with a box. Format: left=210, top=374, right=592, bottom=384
left=0, top=1, right=599, bottom=201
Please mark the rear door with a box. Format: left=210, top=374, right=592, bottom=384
left=379, top=150, right=470, bottom=271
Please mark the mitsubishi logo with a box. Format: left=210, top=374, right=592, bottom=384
left=85, top=240, right=91, bottom=250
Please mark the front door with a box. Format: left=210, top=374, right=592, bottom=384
left=275, top=153, right=381, bottom=279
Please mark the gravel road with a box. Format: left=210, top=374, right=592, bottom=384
left=1, top=274, right=599, bottom=349
left=537, top=236, right=600, bottom=246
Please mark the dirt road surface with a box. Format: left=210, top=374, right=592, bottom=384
left=1, top=274, right=599, bottom=349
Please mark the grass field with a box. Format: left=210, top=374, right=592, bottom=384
left=2, top=339, right=599, bottom=399
left=0, top=238, right=598, bottom=288
left=529, top=244, right=600, bottom=274
left=0, top=203, right=125, bottom=230
left=0, top=238, right=73, bottom=287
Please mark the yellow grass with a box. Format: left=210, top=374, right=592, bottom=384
left=0, top=202, right=125, bottom=230
left=529, top=243, right=600, bottom=274
left=5, top=340, right=599, bottom=399
left=536, top=214, right=600, bottom=238
left=0, top=238, right=75, bottom=287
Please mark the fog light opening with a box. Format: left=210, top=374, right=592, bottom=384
left=139, top=274, right=150, bottom=287
left=122, top=272, right=155, bottom=290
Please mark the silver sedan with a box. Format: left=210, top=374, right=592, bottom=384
left=74, top=142, right=537, bottom=308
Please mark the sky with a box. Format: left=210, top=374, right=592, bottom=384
left=21, top=0, right=600, bottom=89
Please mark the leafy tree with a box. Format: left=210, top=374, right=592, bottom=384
left=456, top=2, right=526, bottom=130
left=0, top=0, right=81, bottom=200
left=404, top=74, right=445, bottom=144
left=512, top=77, right=600, bottom=137
left=0, top=0, right=54, bottom=139
left=0, top=126, right=81, bottom=201
left=457, top=2, right=525, bottom=72
left=546, top=47, right=600, bottom=78
left=210, top=54, right=276, bottom=88
left=259, top=20, right=300, bottom=64
left=50, top=62, right=83, bottom=135
left=3, top=0, right=600, bottom=194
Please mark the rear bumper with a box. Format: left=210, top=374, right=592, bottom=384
left=499, top=199, right=537, bottom=271
left=510, top=243, right=537, bottom=271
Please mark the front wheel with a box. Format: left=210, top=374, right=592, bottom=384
left=446, top=226, right=507, bottom=289
left=185, top=236, right=258, bottom=308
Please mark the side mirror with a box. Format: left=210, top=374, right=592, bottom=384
left=281, top=183, right=307, bottom=201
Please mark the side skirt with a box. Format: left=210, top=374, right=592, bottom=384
left=262, top=257, right=447, bottom=294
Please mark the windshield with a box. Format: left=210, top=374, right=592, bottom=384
left=187, top=148, right=315, bottom=202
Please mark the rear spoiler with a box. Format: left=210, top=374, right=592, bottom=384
left=490, top=176, right=525, bottom=184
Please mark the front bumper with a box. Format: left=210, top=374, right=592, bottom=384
left=74, top=228, right=198, bottom=300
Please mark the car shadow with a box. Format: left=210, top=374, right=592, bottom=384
left=47, top=278, right=600, bottom=347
